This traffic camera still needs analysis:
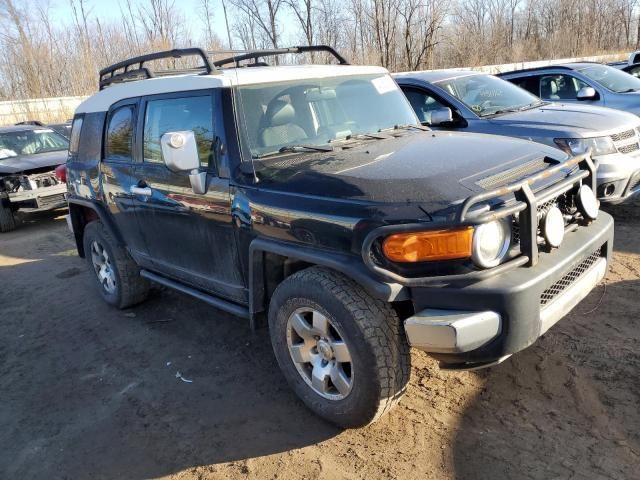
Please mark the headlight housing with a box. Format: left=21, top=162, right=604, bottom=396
left=471, top=219, right=511, bottom=268
left=554, top=136, right=617, bottom=156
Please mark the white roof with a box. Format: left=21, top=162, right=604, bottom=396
left=76, top=64, right=388, bottom=113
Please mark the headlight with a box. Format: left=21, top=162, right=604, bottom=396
left=472, top=219, right=511, bottom=268
left=554, top=137, right=617, bottom=156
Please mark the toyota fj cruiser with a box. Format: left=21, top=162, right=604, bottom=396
left=66, top=47, right=614, bottom=428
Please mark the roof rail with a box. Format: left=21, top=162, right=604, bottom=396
left=212, top=45, right=349, bottom=68
left=99, top=48, right=216, bottom=90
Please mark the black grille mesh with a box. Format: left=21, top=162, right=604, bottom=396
left=540, top=250, right=602, bottom=306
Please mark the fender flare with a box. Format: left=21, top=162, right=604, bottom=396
left=68, top=198, right=125, bottom=256
left=248, top=237, right=409, bottom=328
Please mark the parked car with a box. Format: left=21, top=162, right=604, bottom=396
left=608, top=61, right=640, bottom=78
left=0, top=125, right=69, bottom=231
left=15, top=120, right=73, bottom=139
left=498, top=63, right=640, bottom=115
left=48, top=122, right=72, bottom=139
left=67, top=47, right=613, bottom=428
left=394, top=70, right=640, bottom=203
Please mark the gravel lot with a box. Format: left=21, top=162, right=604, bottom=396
left=0, top=203, right=638, bottom=480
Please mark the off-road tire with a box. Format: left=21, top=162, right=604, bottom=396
left=83, top=220, right=150, bottom=309
left=0, top=198, right=16, bottom=232
left=268, top=266, right=410, bottom=428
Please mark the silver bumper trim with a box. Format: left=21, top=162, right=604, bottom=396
left=404, top=309, right=501, bottom=354
left=540, top=257, right=607, bottom=335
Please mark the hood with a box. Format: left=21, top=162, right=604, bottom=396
left=256, top=131, right=568, bottom=211
left=487, top=103, right=640, bottom=138
left=0, top=150, right=67, bottom=175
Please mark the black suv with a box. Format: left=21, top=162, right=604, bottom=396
left=66, top=48, right=614, bottom=428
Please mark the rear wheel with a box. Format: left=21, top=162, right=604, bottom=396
left=83, top=221, right=150, bottom=308
left=268, top=267, right=410, bottom=428
left=0, top=197, right=16, bottom=232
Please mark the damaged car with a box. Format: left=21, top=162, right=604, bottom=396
left=0, top=125, right=69, bottom=232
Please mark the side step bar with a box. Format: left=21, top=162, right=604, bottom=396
left=140, top=270, right=250, bottom=319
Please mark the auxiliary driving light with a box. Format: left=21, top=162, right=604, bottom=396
left=543, top=207, right=565, bottom=248
left=577, top=185, right=599, bottom=220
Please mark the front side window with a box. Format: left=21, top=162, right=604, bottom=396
left=143, top=95, right=214, bottom=166
left=0, top=129, right=68, bottom=159
left=236, top=73, right=418, bottom=159
left=539, top=74, right=588, bottom=100
left=106, top=106, right=134, bottom=160
left=434, top=74, right=541, bottom=117
left=578, top=64, right=640, bottom=93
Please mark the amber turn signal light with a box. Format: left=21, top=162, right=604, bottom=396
left=382, top=227, right=474, bottom=263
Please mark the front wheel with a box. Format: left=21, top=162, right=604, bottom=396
left=0, top=197, right=16, bottom=232
left=268, top=267, right=410, bottom=428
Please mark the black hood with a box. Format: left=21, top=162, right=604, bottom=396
left=0, top=150, right=67, bottom=174
left=256, top=131, right=568, bottom=210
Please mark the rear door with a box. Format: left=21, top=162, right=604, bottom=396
left=132, top=89, right=246, bottom=303
left=101, top=99, right=148, bottom=262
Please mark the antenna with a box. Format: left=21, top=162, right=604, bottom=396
left=222, top=0, right=233, bottom=50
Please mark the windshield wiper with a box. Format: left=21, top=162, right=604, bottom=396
left=379, top=124, right=430, bottom=132
left=619, top=88, right=638, bottom=93
left=252, top=144, right=334, bottom=159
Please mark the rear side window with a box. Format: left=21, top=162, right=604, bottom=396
left=69, top=116, right=83, bottom=155
left=143, top=95, right=214, bottom=166
left=509, top=76, right=540, bottom=96
left=106, top=105, right=135, bottom=160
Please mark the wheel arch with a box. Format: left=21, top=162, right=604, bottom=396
left=68, top=199, right=124, bottom=258
left=248, top=237, right=409, bottom=329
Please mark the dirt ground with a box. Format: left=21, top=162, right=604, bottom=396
left=0, top=201, right=638, bottom=480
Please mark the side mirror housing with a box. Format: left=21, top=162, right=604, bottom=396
left=429, top=107, right=454, bottom=126
left=161, top=131, right=207, bottom=194
left=576, top=86, right=597, bottom=100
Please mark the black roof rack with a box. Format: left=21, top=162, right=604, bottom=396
left=212, top=45, right=349, bottom=68
left=99, top=48, right=216, bottom=90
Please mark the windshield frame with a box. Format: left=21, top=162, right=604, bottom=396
left=576, top=64, right=640, bottom=93
left=432, top=73, right=543, bottom=118
left=0, top=128, right=70, bottom=159
left=232, top=73, right=420, bottom=162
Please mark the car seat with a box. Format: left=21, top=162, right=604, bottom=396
left=259, top=100, right=307, bottom=148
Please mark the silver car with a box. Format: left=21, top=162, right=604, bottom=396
left=498, top=63, right=640, bottom=116
left=394, top=70, right=640, bottom=204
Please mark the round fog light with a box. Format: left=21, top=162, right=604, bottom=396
left=543, top=207, right=565, bottom=248
left=577, top=185, right=599, bottom=220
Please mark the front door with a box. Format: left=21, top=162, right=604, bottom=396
left=132, top=90, right=246, bottom=304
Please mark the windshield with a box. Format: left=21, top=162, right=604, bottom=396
left=434, top=74, right=541, bottom=116
left=0, top=129, right=69, bottom=159
left=578, top=64, right=640, bottom=92
left=235, top=73, right=418, bottom=158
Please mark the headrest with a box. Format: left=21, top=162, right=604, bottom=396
left=265, top=100, right=296, bottom=127
left=550, top=80, right=558, bottom=94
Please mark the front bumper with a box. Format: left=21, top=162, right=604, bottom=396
left=405, top=212, right=613, bottom=368
left=594, top=151, right=640, bottom=203
left=8, top=183, right=68, bottom=212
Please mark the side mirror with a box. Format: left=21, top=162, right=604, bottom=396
left=161, top=131, right=207, bottom=194
left=577, top=86, right=597, bottom=100
left=429, top=107, right=454, bottom=126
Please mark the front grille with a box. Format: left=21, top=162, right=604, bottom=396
left=611, top=129, right=635, bottom=142
left=617, top=143, right=640, bottom=154
left=38, top=193, right=66, bottom=208
left=540, top=249, right=603, bottom=306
